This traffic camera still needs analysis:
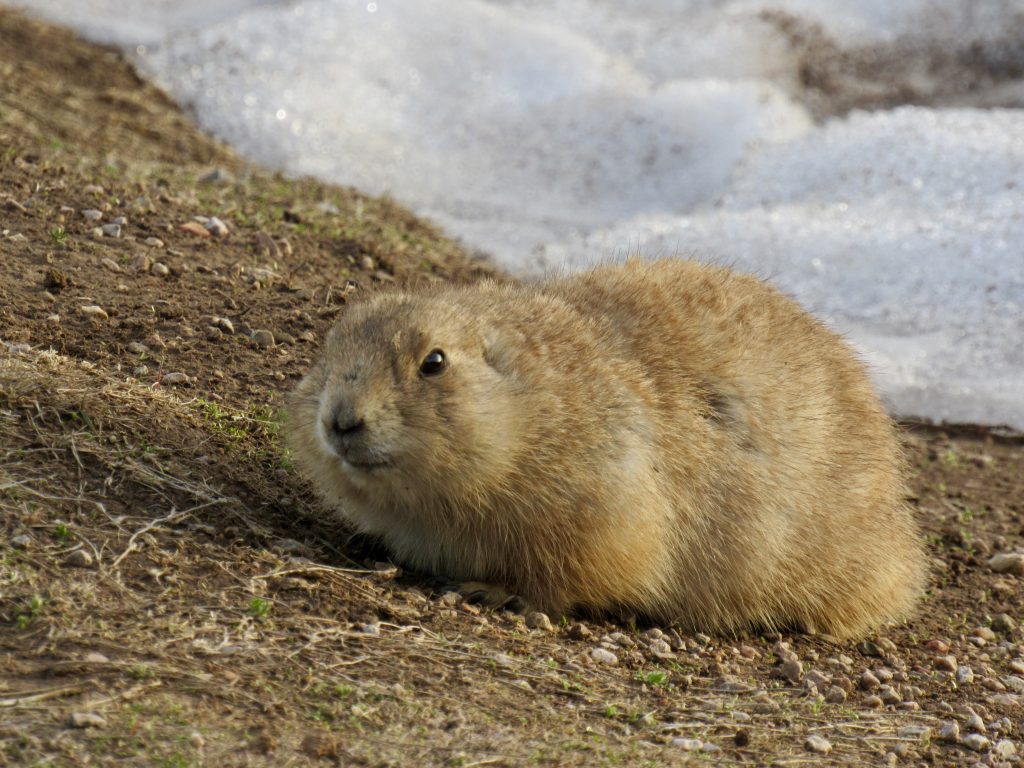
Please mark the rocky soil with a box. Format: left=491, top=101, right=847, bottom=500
left=2, top=9, right=1024, bottom=767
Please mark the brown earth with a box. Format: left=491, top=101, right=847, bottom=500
left=3, top=9, right=1024, bottom=767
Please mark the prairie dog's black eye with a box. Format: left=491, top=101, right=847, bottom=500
left=419, top=349, right=447, bottom=377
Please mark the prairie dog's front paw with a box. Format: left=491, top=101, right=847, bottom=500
left=453, top=581, right=528, bottom=612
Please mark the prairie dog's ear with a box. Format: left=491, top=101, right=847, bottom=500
left=481, top=326, right=522, bottom=376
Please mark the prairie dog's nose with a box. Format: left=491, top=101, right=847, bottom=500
left=329, top=402, right=365, bottom=443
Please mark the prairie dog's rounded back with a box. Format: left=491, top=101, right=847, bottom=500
left=286, top=258, right=926, bottom=637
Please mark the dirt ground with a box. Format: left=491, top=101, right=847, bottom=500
left=2, top=10, right=1024, bottom=767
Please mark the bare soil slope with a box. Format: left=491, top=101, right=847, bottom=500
left=2, top=10, right=1024, bottom=767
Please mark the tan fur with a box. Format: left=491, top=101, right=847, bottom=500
left=286, top=258, right=926, bottom=637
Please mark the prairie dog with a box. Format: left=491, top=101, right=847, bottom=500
left=286, top=259, right=925, bottom=637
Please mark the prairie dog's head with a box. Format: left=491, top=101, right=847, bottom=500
left=286, top=289, right=524, bottom=530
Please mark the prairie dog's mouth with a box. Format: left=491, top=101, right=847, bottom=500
left=341, top=456, right=390, bottom=472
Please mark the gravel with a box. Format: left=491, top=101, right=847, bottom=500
left=205, top=216, right=229, bottom=237
left=804, top=735, right=832, bottom=754
left=590, top=647, right=618, bottom=665
left=81, top=209, right=103, bottom=221
left=778, top=658, right=803, bottom=684
left=64, top=550, right=94, bottom=568
left=251, top=329, right=275, bottom=348
left=525, top=612, right=553, bottom=632
left=989, top=553, right=1024, bottom=575
left=80, top=305, right=108, bottom=319
left=161, top=372, right=192, bottom=386
left=69, top=712, right=107, bottom=728
left=961, top=733, right=991, bottom=752
left=101, top=223, right=122, bottom=238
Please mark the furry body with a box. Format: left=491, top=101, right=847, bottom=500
left=287, top=259, right=925, bottom=637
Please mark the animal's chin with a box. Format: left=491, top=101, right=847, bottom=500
left=334, top=452, right=392, bottom=476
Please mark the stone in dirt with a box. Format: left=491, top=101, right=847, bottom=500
left=778, top=658, right=803, bottom=683
left=961, top=733, right=990, bottom=752
left=161, top=372, right=192, bottom=386
left=69, top=712, right=106, bottom=728
left=988, top=553, right=1024, bottom=575
left=525, top=612, right=553, bottom=631
left=251, top=329, right=275, bottom=348
left=804, top=735, right=832, bottom=754
left=205, top=216, right=229, bottom=237
left=64, top=550, right=94, bottom=568
left=80, top=305, right=108, bottom=319
left=179, top=221, right=211, bottom=237
left=590, top=647, right=618, bottom=665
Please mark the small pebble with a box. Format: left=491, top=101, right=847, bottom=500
left=957, top=665, right=975, bottom=685
left=525, top=612, right=553, bottom=632
left=90, top=227, right=104, bottom=239
left=360, top=622, right=380, bottom=635
left=992, top=614, right=1017, bottom=633
left=961, top=733, right=990, bottom=752
left=935, top=655, right=958, bottom=672
left=878, top=684, right=902, bottom=705
left=189, top=731, right=205, bottom=749
left=205, top=216, right=229, bottom=237
left=100, top=223, right=122, bottom=238
left=100, top=257, right=121, bottom=272
left=993, top=739, right=1017, bottom=759
left=898, top=726, right=932, bottom=742
left=989, top=553, right=1024, bottom=575
left=926, top=638, right=951, bottom=653
left=82, top=209, right=103, bottom=221
left=825, top=686, right=847, bottom=704
left=1009, top=659, right=1024, bottom=675
left=80, top=305, right=108, bottom=319
left=144, top=237, right=165, bottom=248
left=64, top=550, right=94, bottom=568
left=46, top=314, right=61, bottom=323
left=859, top=670, right=880, bottom=690
left=648, top=639, right=673, bottom=656
left=112, top=216, right=128, bottom=226
left=84, top=652, right=109, bottom=663
left=804, top=735, right=832, bottom=755
left=251, top=329, right=276, bottom=348
left=200, top=168, right=235, bottom=185
left=215, top=317, right=235, bottom=334
left=975, top=626, right=997, bottom=641
left=127, top=341, right=149, bottom=354
left=179, top=221, right=211, bottom=237
left=161, top=372, right=191, bottom=386
left=672, top=738, right=702, bottom=751
left=360, top=256, right=376, bottom=271
left=863, top=694, right=884, bottom=708
left=1003, top=675, right=1024, bottom=693
left=779, top=658, right=803, bottom=683
left=11, top=534, right=32, bottom=549
left=82, top=184, right=104, bottom=195
left=965, top=713, right=986, bottom=733
left=938, top=721, right=960, bottom=742
left=69, top=712, right=106, bottom=728
left=151, top=262, right=170, bottom=277
left=591, top=647, right=618, bottom=665
left=567, top=623, right=592, bottom=640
